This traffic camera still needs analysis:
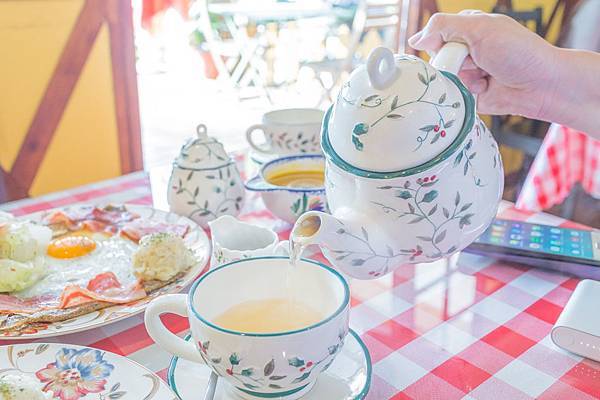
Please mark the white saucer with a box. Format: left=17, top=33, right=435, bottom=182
left=168, top=330, right=371, bottom=400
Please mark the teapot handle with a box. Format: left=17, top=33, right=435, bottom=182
left=366, top=47, right=399, bottom=91
left=430, top=42, right=469, bottom=75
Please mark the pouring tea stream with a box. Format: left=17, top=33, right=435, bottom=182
left=291, top=43, right=504, bottom=279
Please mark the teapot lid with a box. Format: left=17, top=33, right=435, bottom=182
left=325, top=46, right=473, bottom=173
left=174, top=124, right=231, bottom=169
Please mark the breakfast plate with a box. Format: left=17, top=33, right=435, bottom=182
left=0, top=204, right=210, bottom=339
left=0, top=342, right=178, bottom=399
left=168, top=330, right=371, bottom=400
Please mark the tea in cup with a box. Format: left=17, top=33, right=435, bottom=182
left=246, top=108, right=324, bottom=155
left=245, top=155, right=328, bottom=224
left=145, top=256, right=350, bottom=400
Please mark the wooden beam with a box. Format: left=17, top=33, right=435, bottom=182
left=0, top=167, right=28, bottom=203
left=105, top=0, right=143, bottom=173
left=10, top=0, right=105, bottom=191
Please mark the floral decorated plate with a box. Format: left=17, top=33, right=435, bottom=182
left=168, top=330, right=371, bottom=400
left=0, top=204, right=210, bottom=340
left=0, top=342, right=177, bottom=400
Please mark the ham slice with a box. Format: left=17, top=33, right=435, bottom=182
left=91, top=206, right=139, bottom=225
left=0, top=293, right=59, bottom=313
left=58, top=272, right=146, bottom=309
left=0, top=273, right=146, bottom=313
left=45, top=206, right=139, bottom=234
left=120, top=219, right=190, bottom=243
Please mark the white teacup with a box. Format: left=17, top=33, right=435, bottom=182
left=246, top=109, right=324, bottom=155
left=145, top=257, right=350, bottom=400
left=208, top=215, right=289, bottom=268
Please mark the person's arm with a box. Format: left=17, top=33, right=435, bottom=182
left=409, top=11, right=600, bottom=138
left=544, top=48, right=600, bottom=137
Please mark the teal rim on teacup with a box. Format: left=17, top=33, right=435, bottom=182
left=321, top=71, right=475, bottom=179
left=188, top=256, right=349, bottom=337
left=167, top=329, right=373, bottom=400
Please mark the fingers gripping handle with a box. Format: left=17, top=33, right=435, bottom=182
left=430, top=42, right=469, bottom=75
left=145, top=294, right=205, bottom=364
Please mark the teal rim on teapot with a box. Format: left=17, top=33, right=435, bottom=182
left=321, top=71, right=475, bottom=180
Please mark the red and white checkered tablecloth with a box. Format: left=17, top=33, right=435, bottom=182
left=517, top=124, right=600, bottom=212
left=1, top=168, right=600, bottom=400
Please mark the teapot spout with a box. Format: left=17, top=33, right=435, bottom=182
left=292, top=211, right=407, bottom=279
left=291, top=211, right=341, bottom=250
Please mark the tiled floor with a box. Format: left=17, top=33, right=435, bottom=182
left=138, top=69, right=328, bottom=169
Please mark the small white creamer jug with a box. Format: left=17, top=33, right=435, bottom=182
left=208, top=215, right=289, bottom=268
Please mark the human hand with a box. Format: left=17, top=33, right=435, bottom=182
left=409, top=11, right=559, bottom=120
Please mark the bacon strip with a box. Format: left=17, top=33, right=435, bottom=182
left=45, top=205, right=140, bottom=234
left=91, top=206, right=139, bottom=225
left=0, top=294, right=59, bottom=313
left=58, top=272, right=146, bottom=309
left=1, top=273, right=146, bottom=313
left=120, top=220, right=190, bottom=243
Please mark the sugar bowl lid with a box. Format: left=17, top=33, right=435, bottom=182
left=324, top=44, right=473, bottom=173
left=174, top=124, right=231, bottom=169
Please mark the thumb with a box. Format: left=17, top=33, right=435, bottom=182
left=409, top=12, right=482, bottom=53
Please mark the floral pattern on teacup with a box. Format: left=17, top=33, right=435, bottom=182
left=290, top=194, right=327, bottom=217
left=196, top=330, right=346, bottom=394
left=36, top=348, right=114, bottom=400
left=268, top=131, right=320, bottom=154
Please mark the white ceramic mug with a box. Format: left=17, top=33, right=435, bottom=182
left=246, top=109, right=324, bottom=155
left=145, top=257, right=350, bottom=400
left=208, top=215, right=289, bottom=268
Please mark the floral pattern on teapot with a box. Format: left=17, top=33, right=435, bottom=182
left=168, top=124, right=245, bottom=228
left=299, top=107, right=503, bottom=279
left=340, top=59, right=462, bottom=152
left=170, top=163, right=244, bottom=221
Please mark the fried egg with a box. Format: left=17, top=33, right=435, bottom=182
left=47, top=235, right=97, bottom=259
left=15, top=231, right=139, bottom=299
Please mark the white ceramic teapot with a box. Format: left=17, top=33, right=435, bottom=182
left=292, top=43, right=504, bottom=279
left=167, top=124, right=245, bottom=228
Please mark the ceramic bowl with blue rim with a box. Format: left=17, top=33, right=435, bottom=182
left=245, top=154, right=328, bottom=224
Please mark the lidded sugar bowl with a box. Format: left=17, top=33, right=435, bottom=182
left=292, top=43, right=504, bottom=279
left=168, top=124, right=245, bottom=228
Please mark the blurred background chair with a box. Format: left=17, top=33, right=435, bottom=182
left=302, top=0, right=402, bottom=106
left=190, top=0, right=272, bottom=101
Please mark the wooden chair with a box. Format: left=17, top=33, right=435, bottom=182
left=192, top=0, right=271, bottom=101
